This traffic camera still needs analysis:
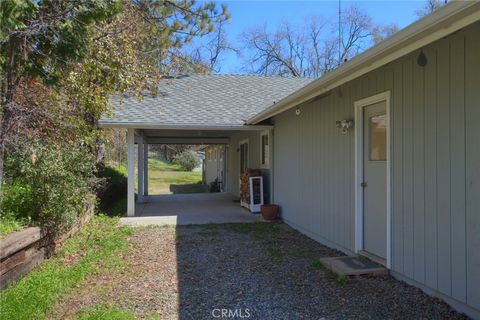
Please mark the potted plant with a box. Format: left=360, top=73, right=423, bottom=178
left=261, top=204, right=279, bottom=221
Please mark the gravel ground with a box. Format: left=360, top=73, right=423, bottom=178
left=52, top=222, right=467, bottom=320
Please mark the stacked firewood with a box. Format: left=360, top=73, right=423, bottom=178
left=240, top=169, right=262, bottom=203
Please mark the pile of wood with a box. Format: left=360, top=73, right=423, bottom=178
left=240, top=169, right=262, bottom=203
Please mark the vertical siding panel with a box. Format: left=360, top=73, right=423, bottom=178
left=348, top=84, right=355, bottom=249
left=413, top=55, right=426, bottom=284
left=314, top=99, right=322, bottom=237
left=350, top=83, right=360, bottom=249
left=465, top=25, right=480, bottom=310
left=298, top=104, right=305, bottom=228
left=436, top=40, right=452, bottom=296
left=327, top=95, right=334, bottom=241
left=424, top=45, right=438, bottom=290
left=337, top=89, right=345, bottom=246
left=319, top=100, right=326, bottom=238
left=343, top=85, right=350, bottom=249
left=307, top=102, right=315, bottom=231
left=403, top=58, right=415, bottom=279
left=377, top=68, right=386, bottom=93
left=450, top=34, right=466, bottom=303
left=392, top=62, right=404, bottom=272
left=384, top=67, right=395, bottom=266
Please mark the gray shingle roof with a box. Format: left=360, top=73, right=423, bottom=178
left=99, top=74, right=313, bottom=127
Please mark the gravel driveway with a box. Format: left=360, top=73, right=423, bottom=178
left=53, top=222, right=467, bottom=320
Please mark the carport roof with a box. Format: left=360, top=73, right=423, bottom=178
left=99, top=74, right=313, bottom=129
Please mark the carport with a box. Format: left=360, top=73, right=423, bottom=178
left=98, top=74, right=313, bottom=217
left=120, top=193, right=262, bottom=225
left=123, top=126, right=270, bottom=217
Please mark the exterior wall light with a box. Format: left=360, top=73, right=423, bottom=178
left=336, top=119, right=354, bottom=134
left=295, top=108, right=301, bottom=116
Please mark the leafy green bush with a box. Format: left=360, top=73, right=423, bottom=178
left=172, top=150, right=201, bottom=171
left=97, top=163, right=127, bottom=216
left=0, top=181, right=33, bottom=236
left=3, top=141, right=97, bottom=233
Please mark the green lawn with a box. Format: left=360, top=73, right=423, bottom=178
left=147, top=158, right=204, bottom=194
left=0, top=215, right=134, bottom=320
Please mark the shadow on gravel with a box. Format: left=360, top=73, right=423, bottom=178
left=175, top=222, right=466, bottom=320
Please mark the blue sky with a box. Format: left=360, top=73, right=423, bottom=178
left=199, top=1, right=428, bottom=73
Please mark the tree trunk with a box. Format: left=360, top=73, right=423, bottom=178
left=0, top=117, right=5, bottom=194
left=0, top=39, right=17, bottom=196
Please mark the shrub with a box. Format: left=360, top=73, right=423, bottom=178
left=3, top=141, right=97, bottom=233
left=172, top=150, right=201, bottom=171
left=97, top=163, right=127, bottom=216
left=1, top=181, right=34, bottom=221
left=0, top=181, right=33, bottom=236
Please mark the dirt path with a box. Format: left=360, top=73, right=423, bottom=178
left=51, top=223, right=466, bottom=320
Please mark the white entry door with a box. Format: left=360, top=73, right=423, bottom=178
left=362, top=101, right=388, bottom=261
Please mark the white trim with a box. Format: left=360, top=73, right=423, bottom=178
left=137, top=135, right=144, bottom=203
left=248, top=1, right=480, bottom=124
left=354, top=91, right=391, bottom=269
left=259, top=130, right=270, bottom=169
left=127, top=128, right=135, bottom=217
left=269, top=129, right=275, bottom=204
left=98, top=122, right=273, bottom=131
left=143, top=143, right=149, bottom=196
left=145, top=137, right=229, bottom=145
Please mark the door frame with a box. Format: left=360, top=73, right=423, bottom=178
left=354, top=91, right=392, bottom=268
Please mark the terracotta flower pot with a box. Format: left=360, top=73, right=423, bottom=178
left=261, top=204, right=279, bottom=221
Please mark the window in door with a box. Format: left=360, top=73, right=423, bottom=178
left=369, top=114, right=387, bottom=161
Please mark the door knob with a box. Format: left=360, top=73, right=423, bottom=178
left=361, top=182, right=367, bottom=188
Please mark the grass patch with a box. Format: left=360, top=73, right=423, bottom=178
left=311, top=260, right=326, bottom=270
left=336, top=275, right=351, bottom=285
left=175, top=233, right=184, bottom=241
left=198, top=230, right=218, bottom=240
left=0, top=216, right=27, bottom=238
left=205, top=223, right=219, bottom=230
left=0, top=215, right=134, bottom=320
left=75, top=303, right=136, bottom=320
left=266, top=244, right=284, bottom=263
left=224, top=222, right=279, bottom=237
left=103, top=196, right=127, bottom=217
left=148, top=158, right=203, bottom=194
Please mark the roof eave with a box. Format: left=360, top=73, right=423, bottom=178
left=98, top=121, right=273, bottom=131
left=247, top=1, right=480, bottom=124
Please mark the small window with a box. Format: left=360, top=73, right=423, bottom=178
left=369, top=114, right=387, bottom=161
left=260, top=131, right=270, bottom=168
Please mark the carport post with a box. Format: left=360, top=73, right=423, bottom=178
left=127, top=128, right=135, bottom=216
left=143, top=143, right=148, bottom=196
left=137, top=135, right=144, bottom=203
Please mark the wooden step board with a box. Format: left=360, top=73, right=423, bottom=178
left=319, top=256, right=388, bottom=276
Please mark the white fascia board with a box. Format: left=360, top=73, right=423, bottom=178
left=98, top=121, right=273, bottom=131
left=145, top=137, right=230, bottom=144
left=247, top=1, right=480, bottom=124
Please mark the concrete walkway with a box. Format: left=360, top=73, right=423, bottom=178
left=120, top=193, right=262, bottom=226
